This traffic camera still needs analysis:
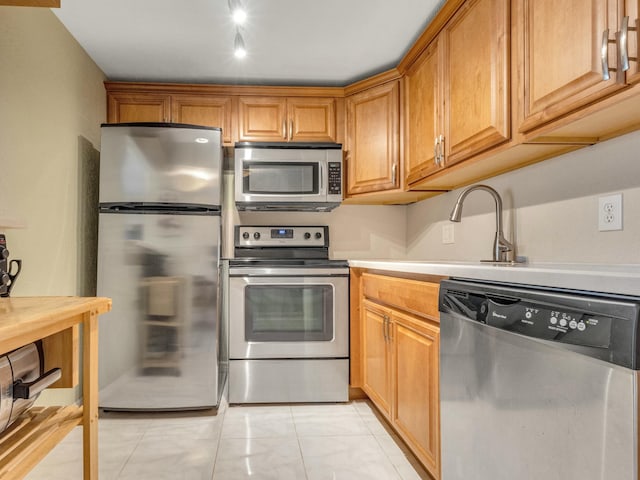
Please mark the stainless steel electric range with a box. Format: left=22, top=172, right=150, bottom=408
left=228, top=225, right=349, bottom=404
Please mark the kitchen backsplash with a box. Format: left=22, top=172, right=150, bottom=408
left=224, top=169, right=407, bottom=260
left=406, top=130, right=640, bottom=264
left=226, top=129, right=640, bottom=265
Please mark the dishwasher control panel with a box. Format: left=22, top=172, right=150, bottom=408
left=440, top=279, right=640, bottom=369
left=484, top=301, right=613, bottom=348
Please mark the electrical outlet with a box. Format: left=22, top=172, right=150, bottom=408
left=598, top=194, right=623, bottom=231
left=442, top=224, right=455, bottom=244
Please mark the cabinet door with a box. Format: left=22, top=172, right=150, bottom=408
left=237, top=97, right=287, bottom=141
left=346, top=81, right=400, bottom=195
left=405, top=40, right=442, bottom=186
left=519, top=0, right=624, bottom=132
left=172, top=95, right=234, bottom=145
left=287, top=97, right=337, bottom=142
left=392, top=311, right=440, bottom=478
left=625, top=0, right=640, bottom=85
left=443, top=0, right=510, bottom=164
left=362, top=300, right=392, bottom=418
left=107, top=93, right=171, bottom=123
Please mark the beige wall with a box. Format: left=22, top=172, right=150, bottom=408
left=0, top=7, right=106, bottom=297
left=406, top=131, right=640, bottom=264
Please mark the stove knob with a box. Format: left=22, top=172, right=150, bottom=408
left=0, top=247, right=8, bottom=260
left=315, top=232, right=322, bottom=239
left=253, top=232, right=261, bottom=240
left=0, top=273, right=9, bottom=286
left=242, top=232, right=250, bottom=240
left=304, top=232, right=311, bottom=240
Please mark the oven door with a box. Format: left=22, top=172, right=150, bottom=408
left=229, top=272, right=349, bottom=359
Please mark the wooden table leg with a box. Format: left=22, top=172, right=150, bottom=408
left=82, top=310, right=99, bottom=479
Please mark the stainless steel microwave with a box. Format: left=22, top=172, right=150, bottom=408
left=234, top=142, right=343, bottom=212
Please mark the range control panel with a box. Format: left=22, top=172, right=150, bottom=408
left=484, top=301, right=613, bottom=348
left=235, top=225, right=328, bottom=248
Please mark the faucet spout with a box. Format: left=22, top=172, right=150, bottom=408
left=448, top=184, right=514, bottom=262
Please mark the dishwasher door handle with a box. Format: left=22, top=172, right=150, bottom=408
left=486, top=294, right=521, bottom=306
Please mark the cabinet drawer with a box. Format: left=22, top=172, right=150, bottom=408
left=362, top=273, right=440, bottom=321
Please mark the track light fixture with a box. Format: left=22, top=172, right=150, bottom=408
left=229, top=0, right=247, bottom=25
left=229, top=0, right=247, bottom=59
left=234, top=29, right=247, bottom=59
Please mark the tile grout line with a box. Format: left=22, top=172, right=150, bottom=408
left=209, top=399, right=231, bottom=479
left=113, top=419, right=151, bottom=479
left=354, top=400, right=427, bottom=480
left=354, top=400, right=405, bottom=480
left=290, top=404, right=312, bottom=480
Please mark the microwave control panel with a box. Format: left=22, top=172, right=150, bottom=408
left=328, top=162, right=342, bottom=195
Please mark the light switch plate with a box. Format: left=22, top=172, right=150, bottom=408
left=442, top=224, right=455, bottom=244
left=598, top=193, right=623, bottom=231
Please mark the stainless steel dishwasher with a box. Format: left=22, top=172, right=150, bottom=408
left=439, top=278, right=640, bottom=480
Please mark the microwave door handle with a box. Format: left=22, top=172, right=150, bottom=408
left=319, top=163, right=324, bottom=194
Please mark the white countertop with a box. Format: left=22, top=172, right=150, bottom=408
left=348, top=260, right=640, bottom=296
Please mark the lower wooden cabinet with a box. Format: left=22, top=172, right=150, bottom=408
left=362, top=300, right=393, bottom=417
left=359, top=273, right=441, bottom=479
left=392, top=309, right=440, bottom=477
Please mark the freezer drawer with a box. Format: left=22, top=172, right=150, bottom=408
left=228, top=359, right=349, bottom=404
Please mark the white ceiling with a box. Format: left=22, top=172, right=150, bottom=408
left=53, top=0, right=445, bottom=86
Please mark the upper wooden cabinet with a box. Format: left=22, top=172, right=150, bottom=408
left=108, top=93, right=171, bottom=124
left=171, top=95, right=233, bottom=145
left=624, top=0, right=640, bottom=85
left=237, top=96, right=337, bottom=142
left=0, top=0, right=59, bottom=6
left=405, top=40, right=442, bottom=185
left=345, top=80, right=400, bottom=195
left=405, top=0, right=510, bottom=187
left=519, top=0, right=625, bottom=133
left=107, top=91, right=234, bottom=145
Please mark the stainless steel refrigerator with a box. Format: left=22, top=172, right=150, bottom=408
left=97, top=123, right=224, bottom=411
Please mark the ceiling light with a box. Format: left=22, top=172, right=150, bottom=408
left=232, top=8, right=247, bottom=25
left=229, top=0, right=247, bottom=25
left=234, top=30, right=247, bottom=59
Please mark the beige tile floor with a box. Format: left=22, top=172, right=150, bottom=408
left=25, top=399, right=430, bottom=480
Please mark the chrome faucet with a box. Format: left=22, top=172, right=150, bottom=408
left=449, top=184, right=515, bottom=263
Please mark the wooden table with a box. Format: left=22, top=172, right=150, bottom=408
left=0, top=296, right=112, bottom=479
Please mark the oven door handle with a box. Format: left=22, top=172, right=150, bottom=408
left=229, top=268, right=350, bottom=277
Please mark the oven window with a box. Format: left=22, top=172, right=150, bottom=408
left=243, top=162, right=319, bottom=195
left=245, top=285, right=333, bottom=341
